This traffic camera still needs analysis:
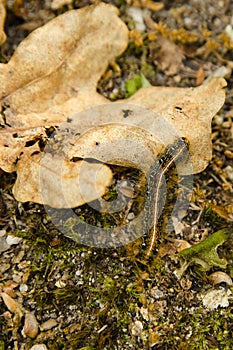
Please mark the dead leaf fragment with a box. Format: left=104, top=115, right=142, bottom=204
left=0, top=3, right=226, bottom=210
left=51, top=0, right=72, bottom=10
left=0, top=0, right=6, bottom=45
left=209, top=271, right=233, bottom=286
left=0, top=3, right=128, bottom=174
left=154, top=37, right=184, bottom=76
left=0, top=292, right=24, bottom=322
left=13, top=153, right=113, bottom=208
left=0, top=3, right=128, bottom=112
left=132, top=0, right=164, bottom=11
left=127, top=77, right=226, bottom=174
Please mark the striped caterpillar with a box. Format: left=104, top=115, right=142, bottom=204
left=143, top=137, right=189, bottom=259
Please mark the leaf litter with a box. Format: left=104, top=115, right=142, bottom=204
left=0, top=1, right=231, bottom=349
left=0, top=2, right=226, bottom=207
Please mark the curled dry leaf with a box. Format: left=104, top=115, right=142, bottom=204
left=0, top=0, right=6, bottom=45
left=0, top=3, right=226, bottom=208
left=209, top=271, right=233, bottom=286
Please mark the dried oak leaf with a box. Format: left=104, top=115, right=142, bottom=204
left=127, top=77, right=226, bottom=174
left=0, top=3, right=128, bottom=169
left=0, top=3, right=127, bottom=207
left=13, top=152, right=113, bottom=208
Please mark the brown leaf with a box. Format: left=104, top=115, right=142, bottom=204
left=0, top=3, right=128, bottom=170
left=132, top=0, right=164, bottom=11
left=51, top=0, right=72, bottom=10
left=127, top=77, right=226, bottom=174
left=0, top=0, right=6, bottom=45
left=64, top=104, right=167, bottom=172
left=0, top=3, right=226, bottom=209
left=212, top=204, right=233, bottom=221
left=13, top=152, right=113, bottom=208
left=154, top=37, right=184, bottom=76
left=196, top=66, right=205, bottom=86
left=209, top=271, right=233, bottom=286
left=0, top=4, right=127, bottom=111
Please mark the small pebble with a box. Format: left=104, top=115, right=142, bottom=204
left=127, top=7, right=147, bottom=32
left=150, top=287, right=164, bottom=299
left=224, top=165, right=233, bottom=181
left=23, top=311, right=39, bottom=339
left=184, top=17, right=192, bottom=29
left=40, top=318, right=58, bottom=331
left=131, top=320, right=143, bottom=336
left=0, top=237, right=10, bottom=253
left=19, top=284, right=28, bottom=293
left=127, top=212, right=135, bottom=220
left=29, top=345, right=48, bottom=350
left=6, top=235, right=23, bottom=245
left=201, top=288, right=231, bottom=310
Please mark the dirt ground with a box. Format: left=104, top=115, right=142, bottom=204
left=0, top=0, right=233, bottom=349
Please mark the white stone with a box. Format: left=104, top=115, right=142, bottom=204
left=29, top=345, right=48, bottom=350
left=19, top=284, right=28, bottom=293
left=6, top=235, right=22, bottom=245
left=127, top=7, right=147, bottom=32
left=201, top=288, right=231, bottom=310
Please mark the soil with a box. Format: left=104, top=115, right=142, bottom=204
left=0, top=1, right=233, bottom=349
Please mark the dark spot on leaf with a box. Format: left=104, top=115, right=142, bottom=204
left=45, top=126, right=56, bottom=137
left=122, top=109, right=133, bottom=118
left=70, top=156, right=83, bottom=162
left=31, top=151, right=40, bottom=156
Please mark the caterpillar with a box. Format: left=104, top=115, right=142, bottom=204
left=143, top=137, right=189, bottom=259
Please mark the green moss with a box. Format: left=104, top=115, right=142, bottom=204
left=0, top=340, right=4, bottom=350
left=201, top=205, right=227, bottom=229
left=125, top=72, right=151, bottom=97
left=176, top=228, right=233, bottom=277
